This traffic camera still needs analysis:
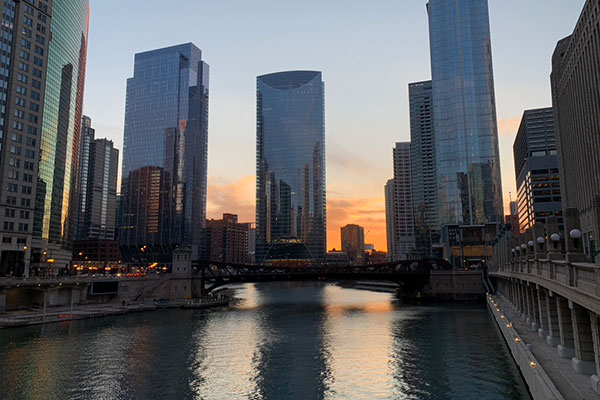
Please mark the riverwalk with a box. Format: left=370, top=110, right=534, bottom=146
left=490, top=294, right=599, bottom=399
left=0, top=296, right=230, bottom=328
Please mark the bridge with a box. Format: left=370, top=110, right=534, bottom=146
left=192, top=258, right=455, bottom=296
left=490, top=210, right=600, bottom=398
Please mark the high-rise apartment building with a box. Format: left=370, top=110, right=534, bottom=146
left=551, top=0, right=600, bottom=260
left=0, top=0, right=89, bottom=277
left=205, top=213, right=249, bottom=264
left=75, top=116, right=118, bottom=240
left=120, top=43, right=209, bottom=261
left=427, top=0, right=503, bottom=226
left=409, top=80, right=439, bottom=257
left=385, top=179, right=396, bottom=260
left=340, top=224, right=364, bottom=263
left=255, top=71, right=326, bottom=263
left=513, top=108, right=562, bottom=233
left=385, top=143, right=415, bottom=261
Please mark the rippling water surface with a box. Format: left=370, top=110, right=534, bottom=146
left=0, top=283, right=530, bottom=399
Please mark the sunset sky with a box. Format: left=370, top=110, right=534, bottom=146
left=84, top=0, right=585, bottom=252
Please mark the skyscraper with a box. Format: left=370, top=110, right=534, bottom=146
left=513, top=108, right=562, bottom=233
left=75, top=115, right=94, bottom=239
left=0, top=0, right=89, bottom=276
left=427, top=0, right=503, bottom=226
left=341, top=224, right=365, bottom=263
left=409, top=80, right=439, bottom=257
left=256, top=71, right=326, bottom=263
left=394, top=142, right=415, bottom=260
left=120, top=43, right=209, bottom=261
left=74, top=116, right=118, bottom=240
left=551, top=0, right=600, bottom=260
left=385, top=179, right=397, bottom=260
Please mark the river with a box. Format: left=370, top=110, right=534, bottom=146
left=0, top=282, right=531, bottom=399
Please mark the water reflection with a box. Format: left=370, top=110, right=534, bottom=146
left=0, top=283, right=531, bottom=400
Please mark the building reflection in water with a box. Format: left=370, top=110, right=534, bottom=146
left=189, top=283, right=264, bottom=398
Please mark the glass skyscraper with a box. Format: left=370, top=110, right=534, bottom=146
left=256, top=71, right=326, bottom=263
left=427, top=0, right=503, bottom=226
left=31, top=0, right=90, bottom=273
left=120, top=43, right=209, bottom=260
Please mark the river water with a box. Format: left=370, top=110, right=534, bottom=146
left=0, top=283, right=530, bottom=400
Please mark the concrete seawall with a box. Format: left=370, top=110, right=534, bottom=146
left=487, top=295, right=564, bottom=399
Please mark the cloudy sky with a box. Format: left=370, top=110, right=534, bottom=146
left=84, top=0, right=585, bottom=251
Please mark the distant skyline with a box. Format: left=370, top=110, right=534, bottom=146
left=83, top=0, right=586, bottom=251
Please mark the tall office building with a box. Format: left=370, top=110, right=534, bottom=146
left=75, top=115, right=94, bottom=239
left=256, top=71, right=326, bottom=263
left=427, top=0, right=503, bottom=226
left=513, top=108, right=562, bottom=233
left=341, top=224, right=364, bottom=263
left=119, top=43, right=209, bottom=261
left=385, top=143, right=415, bottom=261
left=75, top=124, right=119, bottom=240
left=551, top=0, right=600, bottom=259
left=409, top=80, right=439, bottom=257
left=0, top=0, right=89, bottom=276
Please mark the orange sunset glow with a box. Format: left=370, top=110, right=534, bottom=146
left=206, top=175, right=388, bottom=252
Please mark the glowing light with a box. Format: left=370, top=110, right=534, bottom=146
left=530, top=362, right=537, bottom=368
left=515, top=338, right=521, bottom=343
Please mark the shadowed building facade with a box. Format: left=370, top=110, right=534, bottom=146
left=119, top=43, right=209, bottom=261
left=427, top=0, right=503, bottom=226
left=513, top=108, right=562, bottom=234
left=409, top=80, right=439, bottom=257
left=341, top=224, right=364, bottom=264
left=551, top=0, right=600, bottom=260
left=256, top=71, right=326, bottom=263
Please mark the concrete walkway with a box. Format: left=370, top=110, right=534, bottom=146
left=496, top=295, right=599, bottom=399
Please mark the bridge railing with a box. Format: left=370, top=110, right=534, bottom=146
left=491, top=258, right=600, bottom=299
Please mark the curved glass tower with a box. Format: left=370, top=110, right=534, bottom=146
left=256, top=71, right=326, bottom=263
left=32, top=0, right=90, bottom=270
left=428, top=0, right=503, bottom=225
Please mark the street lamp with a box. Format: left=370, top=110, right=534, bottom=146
left=550, top=233, right=560, bottom=250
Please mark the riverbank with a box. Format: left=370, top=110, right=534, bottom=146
left=0, top=296, right=231, bottom=328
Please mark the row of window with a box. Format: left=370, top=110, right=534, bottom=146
left=6, top=183, right=32, bottom=194
left=6, top=196, right=31, bottom=207
left=1, top=237, right=27, bottom=244
left=3, top=222, right=28, bottom=232
left=4, top=209, right=30, bottom=219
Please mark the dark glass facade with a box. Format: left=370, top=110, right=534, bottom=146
left=256, top=71, right=326, bottom=263
left=120, top=43, right=209, bottom=260
left=428, top=0, right=503, bottom=226
left=32, top=0, right=89, bottom=272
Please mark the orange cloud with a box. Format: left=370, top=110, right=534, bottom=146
left=206, top=175, right=255, bottom=223
left=327, top=197, right=387, bottom=252
left=497, top=116, right=521, bottom=136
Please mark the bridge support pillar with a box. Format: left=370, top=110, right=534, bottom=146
left=557, top=296, right=576, bottom=358
left=546, top=291, right=561, bottom=347
left=0, top=288, right=6, bottom=314
left=527, top=285, right=539, bottom=332
left=570, top=302, right=596, bottom=374
left=521, top=283, right=529, bottom=321
left=510, top=281, right=519, bottom=312
left=589, top=312, right=600, bottom=394
left=536, top=285, right=549, bottom=338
